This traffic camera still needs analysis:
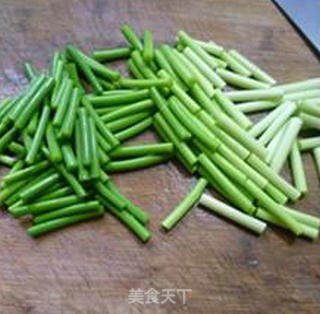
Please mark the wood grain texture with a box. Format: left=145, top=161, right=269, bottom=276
left=0, top=0, right=320, bottom=313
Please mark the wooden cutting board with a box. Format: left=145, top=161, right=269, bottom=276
left=0, top=0, right=319, bottom=313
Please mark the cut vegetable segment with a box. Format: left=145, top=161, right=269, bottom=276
left=33, top=201, right=101, bottom=224
left=236, top=100, right=278, bottom=114
left=59, top=87, right=81, bottom=139
left=27, top=208, right=104, bottom=237
left=161, top=45, right=196, bottom=87
left=214, top=89, right=252, bottom=130
left=249, top=102, right=288, bottom=138
left=104, top=155, right=170, bottom=172
left=225, top=89, right=283, bottom=102
left=258, top=101, right=297, bottom=146
left=228, top=50, right=276, bottom=85
left=298, top=136, right=320, bottom=151
left=143, top=30, right=154, bottom=62
left=183, top=47, right=225, bottom=88
left=162, top=178, right=207, bottom=230
left=120, top=24, right=143, bottom=51
left=66, top=45, right=103, bottom=95
left=110, top=143, right=174, bottom=158
left=290, top=141, right=307, bottom=196
left=92, top=47, right=131, bottom=62
left=200, top=194, right=267, bottom=235
left=216, top=68, right=270, bottom=89
left=255, top=208, right=317, bottom=240
left=193, top=39, right=224, bottom=57
left=115, top=117, right=153, bottom=142
left=178, top=31, right=219, bottom=70
left=220, top=51, right=252, bottom=77
left=270, top=117, right=303, bottom=173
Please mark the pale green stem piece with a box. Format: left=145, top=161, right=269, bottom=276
left=154, top=49, right=185, bottom=88
left=258, top=101, right=297, bottom=146
left=176, top=50, right=214, bottom=97
left=196, top=110, right=250, bottom=160
left=249, top=102, right=288, bottom=138
left=177, top=31, right=219, bottom=69
left=266, top=123, right=288, bottom=163
left=264, top=183, right=288, bottom=205
left=282, top=206, right=320, bottom=229
left=210, top=55, right=227, bottom=68
left=193, top=40, right=224, bottom=57
left=196, top=100, right=268, bottom=160
left=214, top=90, right=253, bottom=130
left=301, top=98, right=320, bottom=106
left=118, top=77, right=171, bottom=89
left=284, top=89, right=320, bottom=102
left=290, top=141, right=308, bottom=196
left=224, top=89, right=283, bottom=102
left=247, top=153, right=301, bottom=201
left=300, top=112, right=320, bottom=130
left=217, top=144, right=267, bottom=188
left=299, top=100, right=320, bottom=117
left=228, top=49, right=276, bottom=85
left=237, top=100, right=278, bottom=114
left=255, top=208, right=318, bottom=240
left=275, top=78, right=320, bottom=94
left=220, top=51, right=252, bottom=77
left=183, top=47, right=226, bottom=88
left=298, top=136, right=320, bottom=151
left=313, top=147, right=320, bottom=185
left=270, top=117, right=303, bottom=173
left=158, top=69, right=201, bottom=114
left=244, top=180, right=302, bottom=235
left=216, top=68, right=270, bottom=89
left=200, top=194, right=267, bottom=235
left=161, top=45, right=195, bottom=88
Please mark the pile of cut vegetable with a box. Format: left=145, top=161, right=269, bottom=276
left=0, top=24, right=319, bottom=242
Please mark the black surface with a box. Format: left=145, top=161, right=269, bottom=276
left=273, top=0, right=320, bottom=54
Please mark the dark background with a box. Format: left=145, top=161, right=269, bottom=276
left=0, top=0, right=319, bottom=313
